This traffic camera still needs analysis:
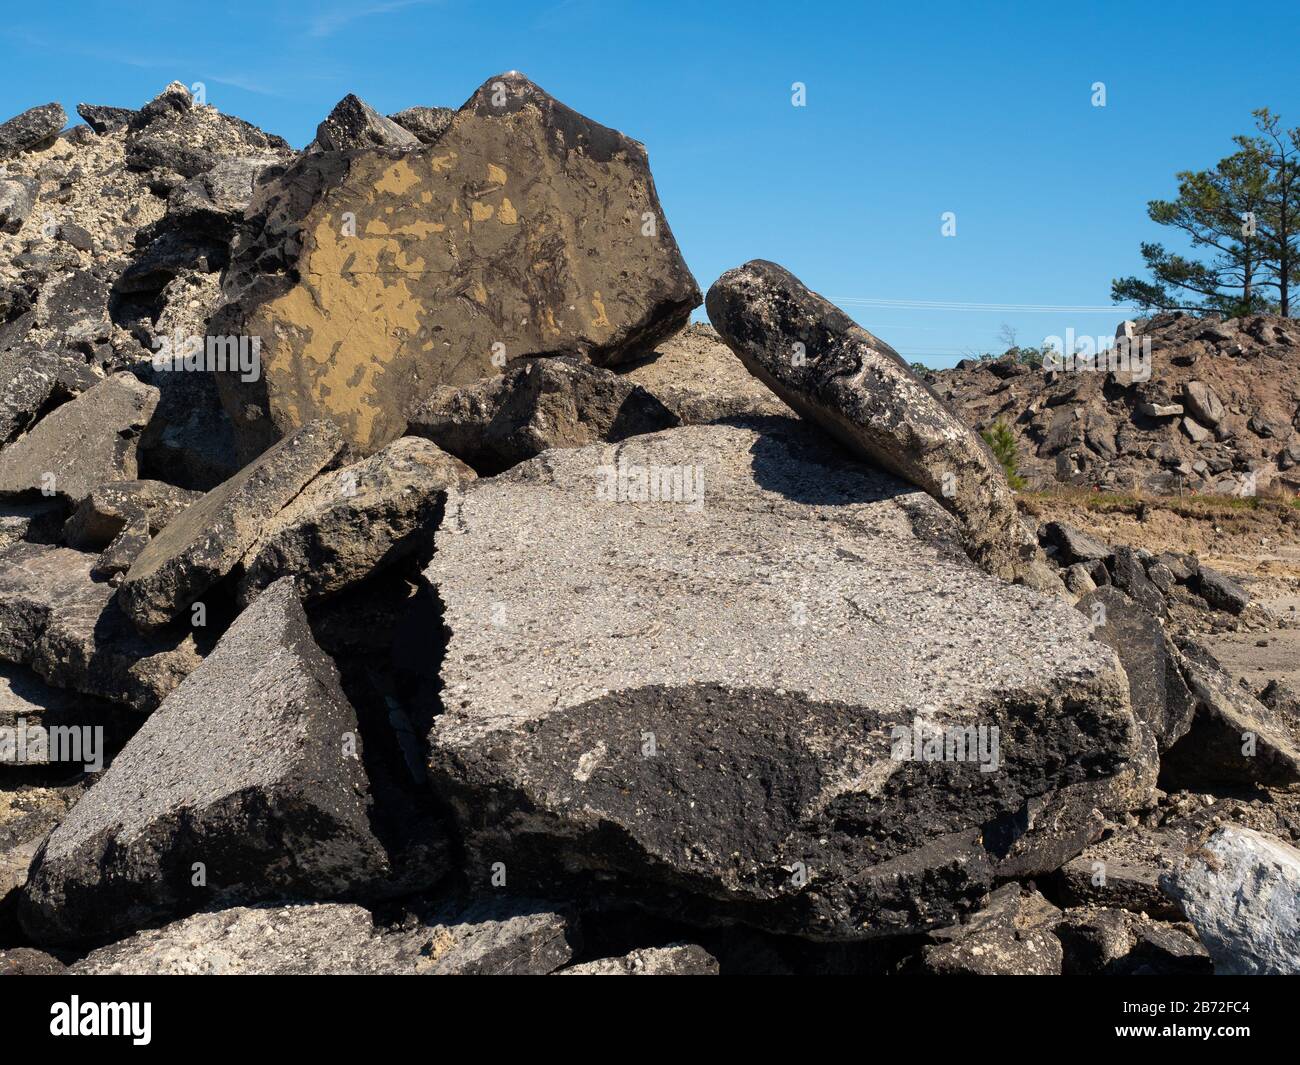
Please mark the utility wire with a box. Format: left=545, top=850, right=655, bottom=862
left=830, top=297, right=1138, bottom=313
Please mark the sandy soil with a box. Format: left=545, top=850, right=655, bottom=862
left=1025, top=492, right=1300, bottom=691
left=1025, top=494, right=1300, bottom=607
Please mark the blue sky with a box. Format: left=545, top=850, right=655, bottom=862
left=3, top=0, right=1298, bottom=365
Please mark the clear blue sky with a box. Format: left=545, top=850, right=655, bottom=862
left=3, top=1, right=1297, bottom=365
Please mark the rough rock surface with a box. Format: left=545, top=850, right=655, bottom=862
left=559, top=943, right=718, bottom=975
left=214, top=71, right=700, bottom=460
left=1060, top=823, right=1190, bottom=918
left=63, top=479, right=200, bottom=549
left=76, top=103, right=135, bottom=134
left=1, top=783, right=82, bottom=929
left=1108, top=546, right=1167, bottom=617
left=0, top=541, right=202, bottom=710
left=117, top=420, right=343, bottom=630
left=20, top=580, right=392, bottom=944
left=1182, top=380, right=1224, bottom=427
left=5, top=67, right=1296, bottom=978
left=616, top=322, right=790, bottom=424
left=1054, top=906, right=1210, bottom=975
left=706, top=260, right=1052, bottom=587
left=0, top=373, right=158, bottom=503
left=124, top=82, right=289, bottom=179
left=1076, top=586, right=1195, bottom=752
left=0, top=104, right=66, bottom=159
left=1038, top=520, right=1111, bottom=566
left=134, top=365, right=242, bottom=491
left=1194, top=566, right=1249, bottom=615
left=0, top=177, right=35, bottom=234
left=409, top=356, right=679, bottom=474
left=917, top=884, right=1063, bottom=975
left=1161, top=826, right=1300, bottom=975
left=427, top=420, right=1152, bottom=939
left=0, top=346, right=83, bottom=445
left=0, top=946, right=67, bottom=975
left=1161, top=640, right=1300, bottom=788
left=0, top=496, right=63, bottom=554
left=236, top=436, right=473, bottom=604
left=0, top=662, right=125, bottom=766
left=74, top=897, right=576, bottom=975
left=389, top=106, right=455, bottom=146
left=315, top=95, right=419, bottom=151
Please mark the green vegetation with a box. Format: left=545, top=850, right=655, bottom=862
left=980, top=421, right=1026, bottom=490
left=1112, top=109, right=1299, bottom=317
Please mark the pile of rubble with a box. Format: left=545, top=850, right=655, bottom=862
left=0, top=76, right=1298, bottom=976
left=933, top=313, right=1300, bottom=494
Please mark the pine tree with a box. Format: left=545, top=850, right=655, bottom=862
left=1114, top=112, right=1300, bottom=318
left=980, top=422, right=1025, bottom=490
left=1112, top=145, right=1271, bottom=315
left=1242, top=109, right=1300, bottom=316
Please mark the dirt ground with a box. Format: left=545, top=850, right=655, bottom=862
left=1023, top=491, right=1300, bottom=691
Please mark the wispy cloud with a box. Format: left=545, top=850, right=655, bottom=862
left=1, top=28, right=296, bottom=100
left=307, top=0, right=437, bottom=39
left=204, top=73, right=281, bottom=97
left=2, top=30, right=183, bottom=83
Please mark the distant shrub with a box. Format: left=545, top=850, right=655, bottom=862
left=981, top=421, right=1026, bottom=490
left=1007, top=345, right=1047, bottom=369
left=975, top=345, right=1048, bottom=369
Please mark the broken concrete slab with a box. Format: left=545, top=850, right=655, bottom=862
left=74, top=897, right=577, bottom=975
left=158, top=153, right=287, bottom=238
left=124, top=82, right=290, bottom=179
left=0, top=541, right=202, bottom=711
left=0, top=347, right=73, bottom=445
left=427, top=420, right=1153, bottom=940
left=388, top=106, right=454, bottom=145
left=408, top=357, right=679, bottom=474
left=92, top=522, right=153, bottom=581
left=1059, top=822, right=1189, bottom=918
left=20, top=580, right=393, bottom=944
left=0, top=947, right=67, bottom=975
left=37, top=270, right=113, bottom=349
left=615, top=322, right=790, bottom=424
left=0, top=103, right=66, bottom=159
left=0, top=373, right=158, bottom=505
left=705, top=260, right=1053, bottom=588
left=1108, top=545, right=1166, bottom=617
left=1076, top=586, right=1195, bottom=751
left=236, top=436, right=473, bottom=605
left=1038, top=520, right=1110, bottom=566
left=75, top=103, right=135, bottom=134
left=1062, top=562, right=1097, bottom=597
left=1161, top=826, right=1300, bottom=975
left=0, top=662, right=127, bottom=769
left=1, top=782, right=83, bottom=938
left=0, top=176, right=35, bottom=234
left=0, top=499, right=63, bottom=550
left=214, top=71, right=700, bottom=461
left=1193, top=565, right=1250, bottom=614
left=117, top=419, right=343, bottom=631
left=1181, top=380, right=1224, bottom=427
left=558, top=943, right=719, bottom=975
left=1161, top=640, right=1300, bottom=789
left=315, top=94, right=419, bottom=151
left=1054, top=906, right=1210, bottom=975
left=63, top=480, right=200, bottom=550
left=133, top=362, right=242, bottom=491
left=915, top=884, right=1063, bottom=975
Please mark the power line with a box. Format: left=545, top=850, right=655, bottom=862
left=831, top=297, right=1138, bottom=313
